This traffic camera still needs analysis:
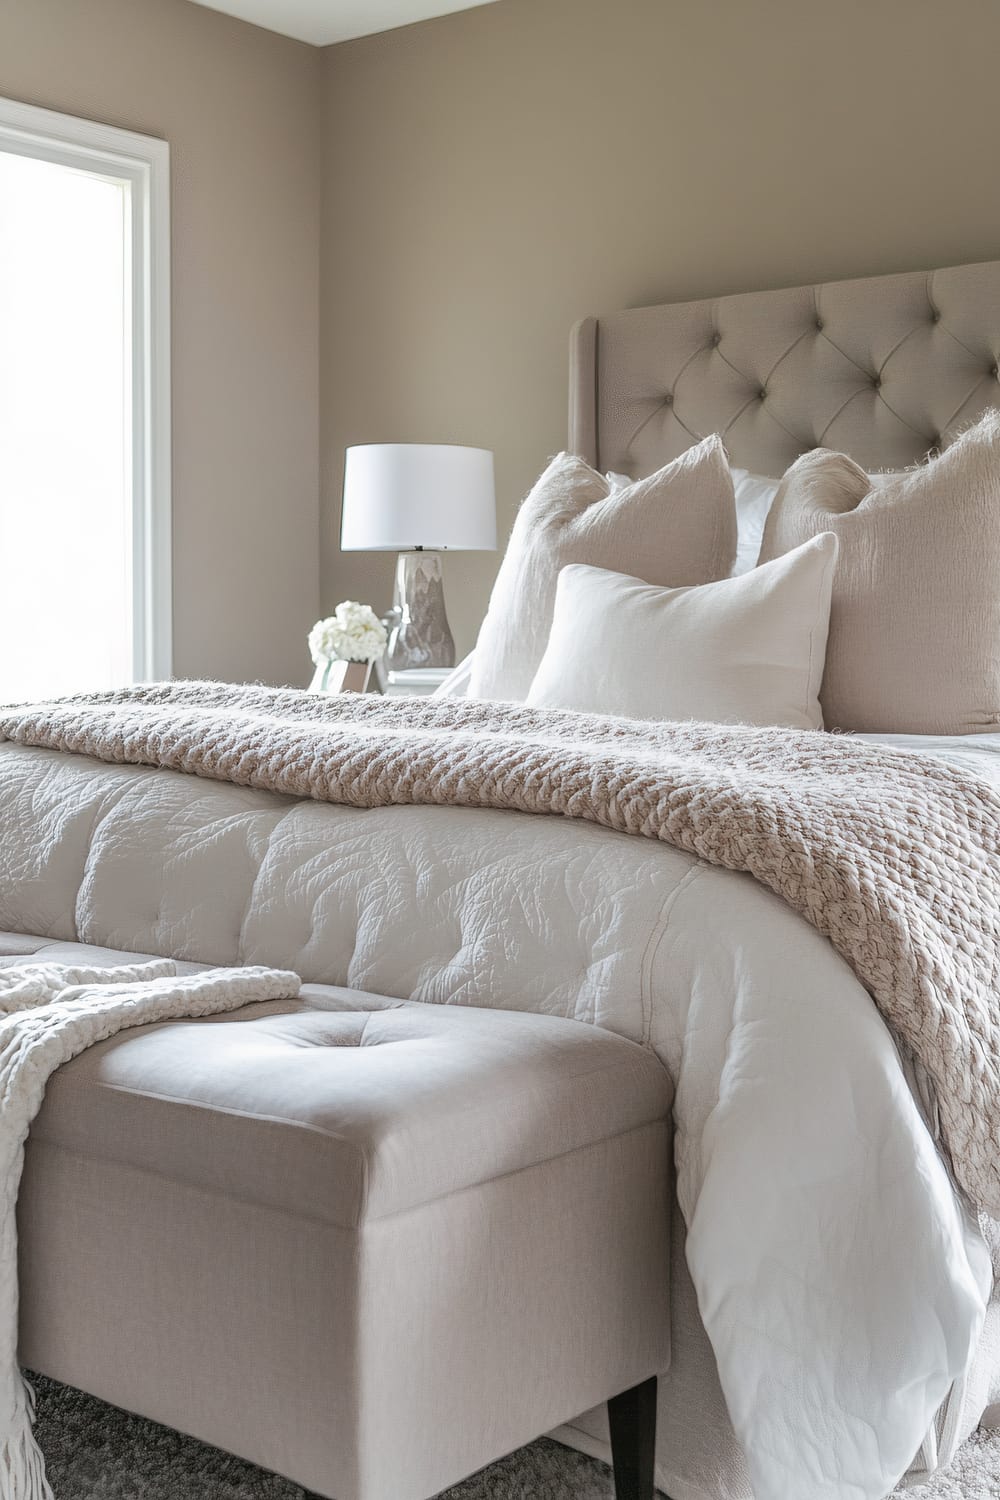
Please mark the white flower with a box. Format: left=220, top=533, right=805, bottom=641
left=308, top=601, right=388, bottom=665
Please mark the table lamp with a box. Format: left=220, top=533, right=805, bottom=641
left=341, top=443, right=497, bottom=671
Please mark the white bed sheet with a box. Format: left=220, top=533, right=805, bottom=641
left=661, top=730, right=1000, bottom=1499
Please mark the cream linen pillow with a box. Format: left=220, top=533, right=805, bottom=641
left=468, top=438, right=737, bottom=702
left=525, top=533, right=838, bottom=729
left=758, top=409, right=1000, bottom=734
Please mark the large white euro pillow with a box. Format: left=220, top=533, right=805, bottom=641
left=525, top=533, right=839, bottom=730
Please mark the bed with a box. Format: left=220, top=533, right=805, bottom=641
left=557, top=254, right=1000, bottom=1495
left=3, top=257, right=1000, bottom=1500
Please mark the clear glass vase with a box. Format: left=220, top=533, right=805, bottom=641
left=307, top=659, right=372, bottom=694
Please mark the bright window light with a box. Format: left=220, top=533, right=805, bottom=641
left=0, top=152, right=130, bottom=701
left=0, top=97, right=170, bottom=707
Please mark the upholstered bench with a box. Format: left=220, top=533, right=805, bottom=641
left=12, top=940, right=673, bottom=1500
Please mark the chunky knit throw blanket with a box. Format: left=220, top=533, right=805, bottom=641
left=2, top=681, right=999, bottom=1226
left=0, top=959, right=300, bottom=1499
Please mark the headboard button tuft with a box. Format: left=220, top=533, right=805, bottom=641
left=815, top=319, right=824, bottom=331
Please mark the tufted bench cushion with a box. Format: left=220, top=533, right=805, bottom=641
left=12, top=936, right=673, bottom=1500
left=30, top=975, right=672, bottom=1227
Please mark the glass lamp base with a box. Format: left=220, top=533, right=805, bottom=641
left=385, top=551, right=456, bottom=670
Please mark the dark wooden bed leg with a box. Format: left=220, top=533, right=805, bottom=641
left=607, top=1375, right=659, bottom=1500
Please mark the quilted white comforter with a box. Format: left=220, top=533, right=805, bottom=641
left=1, top=732, right=998, bottom=1500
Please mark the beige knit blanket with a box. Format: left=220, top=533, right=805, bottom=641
left=2, top=681, right=999, bottom=1215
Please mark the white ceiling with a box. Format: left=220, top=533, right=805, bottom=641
left=188, top=0, right=501, bottom=46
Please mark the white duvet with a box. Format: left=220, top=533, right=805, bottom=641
left=0, top=731, right=998, bottom=1500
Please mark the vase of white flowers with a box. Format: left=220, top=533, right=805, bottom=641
left=307, top=601, right=388, bottom=694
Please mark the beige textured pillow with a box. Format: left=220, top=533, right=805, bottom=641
left=468, top=438, right=737, bottom=702
left=758, top=410, right=1000, bottom=734
left=525, top=535, right=838, bottom=729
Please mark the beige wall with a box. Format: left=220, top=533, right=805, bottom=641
left=321, top=0, right=1000, bottom=657
left=0, top=0, right=322, bottom=686
left=6, top=0, right=1000, bottom=676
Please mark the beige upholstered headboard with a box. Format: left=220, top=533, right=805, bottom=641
left=570, top=259, right=1000, bottom=478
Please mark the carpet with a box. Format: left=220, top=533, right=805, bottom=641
left=30, top=1373, right=1000, bottom=1498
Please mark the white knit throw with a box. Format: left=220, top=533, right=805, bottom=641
left=0, top=959, right=300, bottom=1500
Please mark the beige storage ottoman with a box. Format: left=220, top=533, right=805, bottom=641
left=19, top=982, right=672, bottom=1499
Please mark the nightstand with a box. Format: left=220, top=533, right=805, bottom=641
left=380, top=667, right=452, bottom=698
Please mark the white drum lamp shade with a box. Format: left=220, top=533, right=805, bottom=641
left=341, top=444, right=496, bottom=552
left=340, top=443, right=497, bottom=672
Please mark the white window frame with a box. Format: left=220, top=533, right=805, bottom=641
left=0, top=96, right=171, bottom=681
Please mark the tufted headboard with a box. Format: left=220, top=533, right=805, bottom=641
left=569, top=259, right=1000, bottom=477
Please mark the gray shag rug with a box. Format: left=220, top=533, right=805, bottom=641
left=30, top=1372, right=1000, bottom=1498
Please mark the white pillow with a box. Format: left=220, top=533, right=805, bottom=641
left=731, top=467, right=781, bottom=574
left=432, top=653, right=473, bottom=697
left=525, top=533, right=839, bottom=729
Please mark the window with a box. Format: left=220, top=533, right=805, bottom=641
left=0, top=98, right=170, bottom=702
